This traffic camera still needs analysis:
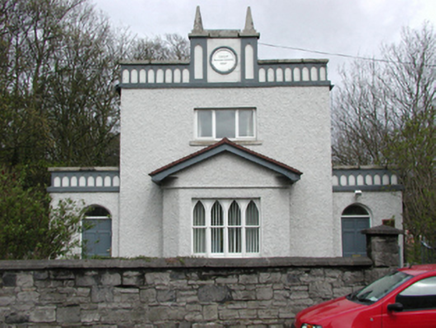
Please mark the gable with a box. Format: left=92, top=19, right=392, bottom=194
left=149, top=138, right=302, bottom=185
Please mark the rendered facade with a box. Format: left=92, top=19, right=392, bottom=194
left=48, top=7, right=403, bottom=259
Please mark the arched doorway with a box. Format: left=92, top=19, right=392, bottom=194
left=341, top=205, right=370, bottom=257
left=82, top=206, right=112, bottom=257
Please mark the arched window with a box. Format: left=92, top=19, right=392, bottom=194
left=82, top=205, right=112, bottom=258
left=193, top=201, right=206, bottom=253
left=211, top=201, right=224, bottom=253
left=192, top=199, right=260, bottom=257
left=341, top=205, right=370, bottom=257
left=246, top=201, right=260, bottom=253
left=228, top=201, right=242, bottom=253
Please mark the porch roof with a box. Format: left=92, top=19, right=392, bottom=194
left=149, top=138, right=302, bottom=184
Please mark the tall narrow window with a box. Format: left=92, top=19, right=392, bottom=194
left=193, top=201, right=206, bottom=253
left=197, top=110, right=212, bottom=138
left=216, top=110, right=236, bottom=138
left=238, top=110, right=254, bottom=137
left=228, top=201, right=241, bottom=253
left=211, top=202, right=224, bottom=253
left=246, top=201, right=259, bottom=253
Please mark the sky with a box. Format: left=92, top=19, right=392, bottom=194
left=91, top=0, right=436, bottom=86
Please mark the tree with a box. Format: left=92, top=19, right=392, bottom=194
left=0, top=166, right=85, bottom=259
left=0, top=0, right=190, bottom=258
left=332, top=23, right=436, bottom=262
left=0, top=0, right=123, bottom=174
left=128, top=33, right=189, bottom=61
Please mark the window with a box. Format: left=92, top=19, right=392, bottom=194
left=396, top=276, right=436, bottom=310
left=196, top=108, right=255, bottom=140
left=348, top=271, right=411, bottom=304
left=192, top=199, right=260, bottom=257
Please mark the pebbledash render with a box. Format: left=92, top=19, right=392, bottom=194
left=48, top=7, right=403, bottom=259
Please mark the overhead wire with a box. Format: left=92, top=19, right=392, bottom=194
left=259, top=42, right=436, bottom=67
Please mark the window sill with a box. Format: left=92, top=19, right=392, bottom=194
left=190, top=140, right=263, bottom=147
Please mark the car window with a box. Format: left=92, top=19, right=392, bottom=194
left=350, top=271, right=411, bottom=304
left=396, top=276, right=436, bottom=311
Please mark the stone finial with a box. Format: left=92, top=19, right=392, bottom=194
left=244, top=7, right=254, bottom=32
left=241, top=7, right=259, bottom=37
left=192, top=6, right=204, bottom=33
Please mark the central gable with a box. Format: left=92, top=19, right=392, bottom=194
left=149, top=138, right=302, bottom=185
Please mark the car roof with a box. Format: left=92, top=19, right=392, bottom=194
left=399, top=264, right=436, bottom=276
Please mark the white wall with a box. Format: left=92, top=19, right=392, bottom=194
left=332, top=190, right=403, bottom=256
left=161, top=152, right=292, bottom=257
left=119, top=85, right=333, bottom=257
left=50, top=192, right=120, bottom=257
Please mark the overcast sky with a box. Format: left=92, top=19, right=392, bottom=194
left=92, top=0, right=436, bottom=86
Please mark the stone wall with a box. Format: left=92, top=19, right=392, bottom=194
left=0, top=257, right=394, bottom=328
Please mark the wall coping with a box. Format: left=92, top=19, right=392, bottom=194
left=0, top=257, right=373, bottom=271
left=362, top=225, right=404, bottom=236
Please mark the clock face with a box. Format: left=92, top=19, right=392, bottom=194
left=210, top=47, right=237, bottom=74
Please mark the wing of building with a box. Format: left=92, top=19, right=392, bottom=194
left=48, top=7, right=403, bottom=259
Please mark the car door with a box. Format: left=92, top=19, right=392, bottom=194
left=382, top=276, right=436, bottom=328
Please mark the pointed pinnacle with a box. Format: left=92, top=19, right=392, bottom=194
left=243, top=7, right=255, bottom=33
left=192, top=6, right=204, bottom=33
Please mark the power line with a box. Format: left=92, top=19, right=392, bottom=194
left=259, top=42, right=436, bottom=67
left=259, top=42, right=391, bottom=63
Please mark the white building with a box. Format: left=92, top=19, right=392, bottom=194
left=48, top=7, right=403, bottom=259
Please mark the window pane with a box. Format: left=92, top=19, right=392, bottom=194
left=193, top=228, right=206, bottom=253
left=211, top=202, right=223, bottom=226
left=193, top=201, right=205, bottom=226
left=229, top=228, right=242, bottom=253
left=343, top=205, right=369, bottom=215
left=211, top=202, right=223, bottom=253
left=216, top=110, right=235, bottom=139
left=85, top=205, right=110, bottom=217
left=228, top=201, right=241, bottom=226
left=238, top=110, right=254, bottom=137
left=197, top=110, right=212, bottom=137
left=396, top=276, right=436, bottom=310
left=355, top=271, right=411, bottom=303
left=211, top=228, right=223, bottom=253
left=246, top=201, right=259, bottom=226
left=246, top=228, right=259, bottom=252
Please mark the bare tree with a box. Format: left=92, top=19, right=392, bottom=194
left=332, top=22, right=436, bottom=262
left=128, top=33, right=189, bottom=61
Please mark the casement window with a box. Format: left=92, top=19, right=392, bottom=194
left=192, top=199, right=260, bottom=257
left=196, top=108, right=256, bottom=140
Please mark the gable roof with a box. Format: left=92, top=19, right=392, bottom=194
left=149, top=138, right=302, bottom=184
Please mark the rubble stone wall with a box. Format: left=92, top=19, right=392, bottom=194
left=0, top=257, right=393, bottom=327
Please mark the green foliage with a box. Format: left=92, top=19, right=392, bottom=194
left=0, top=0, right=122, bottom=169
left=0, top=167, right=85, bottom=259
left=385, top=108, right=436, bottom=263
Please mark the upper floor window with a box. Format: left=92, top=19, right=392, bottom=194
left=192, top=199, right=260, bottom=257
left=195, top=108, right=256, bottom=140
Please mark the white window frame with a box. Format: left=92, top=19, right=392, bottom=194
left=192, top=199, right=261, bottom=257
left=194, top=108, right=256, bottom=141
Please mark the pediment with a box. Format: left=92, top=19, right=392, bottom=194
left=149, top=138, right=302, bottom=184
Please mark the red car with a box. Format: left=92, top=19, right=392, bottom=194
left=293, top=264, right=436, bottom=328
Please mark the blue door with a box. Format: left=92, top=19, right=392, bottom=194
left=83, top=218, right=112, bottom=257
left=342, top=217, right=370, bottom=257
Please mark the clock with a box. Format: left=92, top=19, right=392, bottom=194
left=210, top=47, right=237, bottom=74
